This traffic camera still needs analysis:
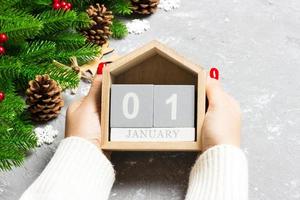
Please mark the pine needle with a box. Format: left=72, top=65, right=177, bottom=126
left=111, top=19, right=128, bottom=39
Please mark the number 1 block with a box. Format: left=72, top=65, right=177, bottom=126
left=153, top=85, right=195, bottom=128
left=110, top=84, right=154, bottom=128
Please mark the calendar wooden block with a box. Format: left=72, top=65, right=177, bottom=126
left=110, top=84, right=154, bottom=128
left=111, top=128, right=195, bottom=141
left=101, top=40, right=206, bottom=151
left=154, top=85, right=195, bottom=128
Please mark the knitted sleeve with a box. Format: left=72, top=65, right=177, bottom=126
left=19, top=137, right=115, bottom=200
left=185, top=145, right=248, bottom=200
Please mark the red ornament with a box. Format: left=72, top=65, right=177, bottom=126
left=0, top=33, right=8, bottom=43
left=0, top=46, right=5, bottom=55
left=0, top=91, right=5, bottom=102
left=53, top=2, right=61, bottom=10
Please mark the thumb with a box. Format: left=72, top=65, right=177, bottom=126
left=85, top=63, right=105, bottom=106
left=87, top=75, right=102, bottom=102
left=206, top=72, right=224, bottom=107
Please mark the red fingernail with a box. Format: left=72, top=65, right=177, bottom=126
left=209, top=67, right=219, bottom=80
left=97, top=62, right=105, bottom=75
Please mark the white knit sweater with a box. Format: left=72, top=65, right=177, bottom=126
left=20, top=137, right=248, bottom=200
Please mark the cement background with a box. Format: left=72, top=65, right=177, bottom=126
left=1, top=0, right=300, bottom=199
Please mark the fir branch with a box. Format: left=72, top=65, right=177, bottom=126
left=67, top=0, right=92, bottom=11
left=0, top=57, right=23, bottom=81
left=0, top=94, right=26, bottom=122
left=0, top=15, right=43, bottom=40
left=37, top=10, right=77, bottom=34
left=0, top=8, right=36, bottom=22
left=0, top=0, right=20, bottom=12
left=0, top=145, right=25, bottom=171
left=55, top=43, right=101, bottom=65
left=0, top=57, right=80, bottom=90
left=20, top=40, right=56, bottom=63
left=0, top=119, right=36, bottom=151
left=43, top=32, right=86, bottom=48
left=44, top=64, right=80, bottom=89
left=16, top=0, right=52, bottom=13
left=17, top=63, right=80, bottom=89
left=109, top=0, right=133, bottom=15
left=0, top=117, right=36, bottom=171
left=0, top=0, right=113, bottom=172
left=73, top=12, right=92, bottom=29
left=0, top=80, right=37, bottom=171
left=19, top=0, right=52, bottom=7
left=111, top=19, right=128, bottom=39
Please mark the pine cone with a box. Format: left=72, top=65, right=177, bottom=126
left=131, top=0, right=160, bottom=15
left=26, top=75, right=64, bottom=122
left=82, top=4, right=114, bottom=46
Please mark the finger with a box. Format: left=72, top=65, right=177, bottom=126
left=206, top=75, right=224, bottom=106
left=86, top=74, right=102, bottom=103
left=83, top=63, right=105, bottom=112
left=66, top=98, right=84, bottom=115
left=86, top=62, right=105, bottom=104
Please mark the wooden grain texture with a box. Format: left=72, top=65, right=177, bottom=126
left=101, top=141, right=202, bottom=151
left=101, top=67, right=111, bottom=146
left=101, top=40, right=206, bottom=151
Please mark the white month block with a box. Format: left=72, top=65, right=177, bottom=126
left=154, top=85, right=195, bottom=128
left=111, top=128, right=195, bottom=142
left=110, top=84, right=154, bottom=128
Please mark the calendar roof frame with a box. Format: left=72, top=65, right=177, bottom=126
left=108, top=40, right=205, bottom=76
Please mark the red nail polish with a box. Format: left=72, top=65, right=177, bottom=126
left=97, top=62, right=105, bottom=75
left=209, top=67, right=219, bottom=80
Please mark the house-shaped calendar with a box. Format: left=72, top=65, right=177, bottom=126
left=100, top=41, right=206, bottom=151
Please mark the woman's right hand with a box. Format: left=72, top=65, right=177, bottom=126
left=201, top=71, right=241, bottom=152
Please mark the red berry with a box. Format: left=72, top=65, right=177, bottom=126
left=60, top=1, right=66, bottom=7
left=0, top=46, right=5, bottom=55
left=62, top=5, right=69, bottom=10
left=66, top=3, right=72, bottom=10
left=0, top=91, right=5, bottom=102
left=0, top=33, right=8, bottom=43
left=53, top=0, right=60, bottom=3
left=53, top=2, right=61, bottom=10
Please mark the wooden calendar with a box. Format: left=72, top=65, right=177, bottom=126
left=100, top=41, right=206, bottom=151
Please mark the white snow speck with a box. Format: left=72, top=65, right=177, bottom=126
left=158, top=0, right=180, bottom=11
left=111, top=192, right=117, bottom=196
left=126, top=19, right=150, bottom=35
left=255, top=93, right=275, bottom=108
left=266, top=124, right=281, bottom=140
left=267, top=125, right=281, bottom=135
left=243, top=148, right=249, bottom=155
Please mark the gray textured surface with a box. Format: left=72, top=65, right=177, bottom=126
left=110, top=84, right=154, bottom=128
left=154, top=85, right=195, bottom=128
left=1, top=0, right=300, bottom=199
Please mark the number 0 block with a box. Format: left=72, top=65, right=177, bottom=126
left=154, top=85, right=195, bottom=128
left=110, top=84, right=154, bottom=128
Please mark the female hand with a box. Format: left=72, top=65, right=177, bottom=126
left=201, top=69, right=241, bottom=152
left=65, top=67, right=103, bottom=150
